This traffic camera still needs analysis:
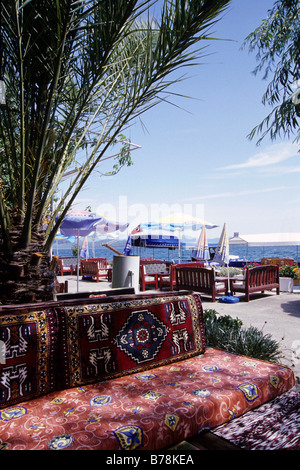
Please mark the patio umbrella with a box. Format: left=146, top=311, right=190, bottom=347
left=213, top=223, right=239, bottom=303
left=95, top=218, right=129, bottom=235
left=123, top=235, right=133, bottom=255
left=130, top=227, right=182, bottom=259
left=59, top=210, right=104, bottom=237
left=140, top=213, right=217, bottom=262
left=59, top=210, right=104, bottom=291
left=213, top=223, right=230, bottom=266
left=54, top=233, right=68, bottom=256
left=95, top=217, right=130, bottom=257
left=141, top=212, right=217, bottom=231
left=191, top=225, right=210, bottom=263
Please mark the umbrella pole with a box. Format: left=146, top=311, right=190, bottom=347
left=227, top=262, right=231, bottom=296
left=178, top=228, right=182, bottom=263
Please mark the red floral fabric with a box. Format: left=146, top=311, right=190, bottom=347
left=0, top=347, right=294, bottom=450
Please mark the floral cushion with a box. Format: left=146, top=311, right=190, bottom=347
left=0, top=309, right=58, bottom=409
left=56, top=293, right=206, bottom=388
left=0, top=347, right=294, bottom=450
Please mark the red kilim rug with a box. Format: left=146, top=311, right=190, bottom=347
left=212, top=388, right=300, bottom=450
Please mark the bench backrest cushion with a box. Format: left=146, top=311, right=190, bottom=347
left=61, top=257, right=77, bottom=267
left=144, top=263, right=167, bottom=274
left=57, top=293, right=205, bottom=388
left=0, top=309, right=58, bottom=409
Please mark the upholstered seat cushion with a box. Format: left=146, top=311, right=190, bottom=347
left=0, top=347, right=294, bottom=450
left=215, top=282, right=227, bottom=291
left=231, top=281, right=245, bottom=288
left=144, top=275, right=157, bottom=282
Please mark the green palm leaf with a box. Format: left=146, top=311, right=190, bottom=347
left=0, top=0, right=230, bottom=302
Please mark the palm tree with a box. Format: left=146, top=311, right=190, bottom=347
left=0, top=0, right=230, bottom=304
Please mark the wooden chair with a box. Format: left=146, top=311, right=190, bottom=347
left=139, top=260, right=168, bottom=291
left=58, top=257, right=77, bottom=276
left=81, top=258, right=110, bottom=282
left=159, top=262, right=204, bottom=291
left=159, top=264, right=176, bottom=291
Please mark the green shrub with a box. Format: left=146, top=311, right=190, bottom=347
left=203, top=309, right=283, bottom=363
left=217, top=267, right=242, bottom=277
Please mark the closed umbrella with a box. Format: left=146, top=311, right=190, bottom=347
left=213, top=223, right=230, bottom=266
left=213, top=223, right=239, bottom=303
left=191, top=225, right=210, bottom=263
left=123, top=235, right=133, bottom=255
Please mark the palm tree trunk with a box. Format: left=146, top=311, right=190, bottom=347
left=0, top=219, right=56, bottom=304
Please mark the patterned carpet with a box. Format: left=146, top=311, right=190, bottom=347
left=212, top=388, right=300, bottom=450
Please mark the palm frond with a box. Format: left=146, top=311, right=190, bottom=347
left=0, top=0, right=231, bottom=252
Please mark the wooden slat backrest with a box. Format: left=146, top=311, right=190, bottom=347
left=81, top=260, right=98, bottom=275
left=176, top=266, right=214, bottom=288
left=247, top=265, right=279, bottom=287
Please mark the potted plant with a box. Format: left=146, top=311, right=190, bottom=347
left=293, top=267, right=300, bottom=286
left=279, top=262, right=299, bottom=292
left=218, top=267, right=243, bottom=278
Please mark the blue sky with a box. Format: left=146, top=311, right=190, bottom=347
left=69, top=0, right=300, bottom=240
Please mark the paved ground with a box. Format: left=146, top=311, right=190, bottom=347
left=57, top=275, right=300, bottom=382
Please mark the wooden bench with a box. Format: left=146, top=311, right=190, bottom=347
left=159, top=262, right=204, bottom=291
left=230, top=264, right=280, bottom=302
left=175, top=266, right=227, bottom=302
left=81, top=258, right=111, bottom=282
